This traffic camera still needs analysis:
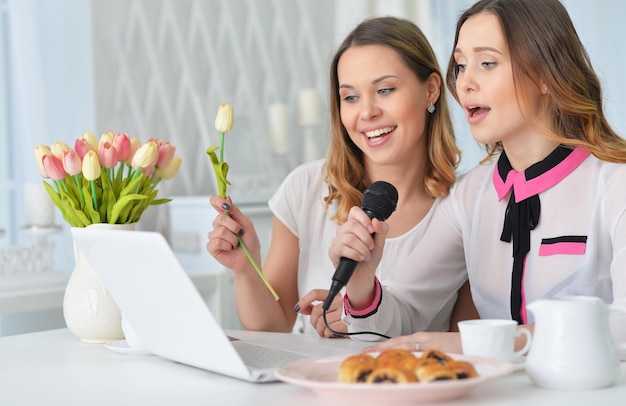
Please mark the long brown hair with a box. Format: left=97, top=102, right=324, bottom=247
left=446, top=0, right=626, bottom=163
left=325, top=16, right=461, bottom=224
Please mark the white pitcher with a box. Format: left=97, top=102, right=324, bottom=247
left=526, top=295, right=621, bottom=390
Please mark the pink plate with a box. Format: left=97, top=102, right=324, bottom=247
left=275, top=352, right=514, bottom=404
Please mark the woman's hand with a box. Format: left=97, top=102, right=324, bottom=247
left=329, top=206, right=383, bottom=267
left=206, top=196, right=261, bottom=273
left=363, top=332, right=463, bottom=354
left=296, top=289, right=347, bottom=338
left=329, top=206, right=389, bottom=310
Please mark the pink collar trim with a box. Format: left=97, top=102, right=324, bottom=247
left=493, top=148, right=590, bottom=202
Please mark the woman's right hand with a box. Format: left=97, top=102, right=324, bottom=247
left=328, top=206, right=388, bottom=310
left=329, top=206, right=388, bottom=272
left=206, top=196, right=261, bottom=273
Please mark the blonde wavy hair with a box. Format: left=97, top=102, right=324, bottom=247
left=446, top=0, right=626, bottom=164
left=324, top=17, right=461, bottom=224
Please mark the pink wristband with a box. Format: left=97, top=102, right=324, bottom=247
left=343, top=277, right=382, bottom=318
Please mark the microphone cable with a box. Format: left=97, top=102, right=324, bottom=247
left=322, top=307, right=391, bottom=340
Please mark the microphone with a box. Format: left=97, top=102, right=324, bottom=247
left=322, top=181, right=398, bottom=311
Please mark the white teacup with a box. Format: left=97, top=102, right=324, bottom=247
left=458, top=319, right=532, bottom=362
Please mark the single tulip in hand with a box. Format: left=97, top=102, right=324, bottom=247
left=207, top=103, right=280, bottom=301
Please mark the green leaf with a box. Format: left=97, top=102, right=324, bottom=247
left=109, top=194, right=147, bottom=224
left=81, top=184, right=101, bottom=224
left=206, top=148, right=230, bottom=198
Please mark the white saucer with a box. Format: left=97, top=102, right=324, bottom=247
left=511, top=356, right=526, bottom=371
left=105, top=340, right=152, bottom=356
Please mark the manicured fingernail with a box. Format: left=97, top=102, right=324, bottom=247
left=237, top=229, right=244, bottom=237
left=293, top=304, right=300, bottom=313
left=222, top=203, right=231, bottom=210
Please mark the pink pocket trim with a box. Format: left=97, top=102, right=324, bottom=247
left=539, top=241, right=586, bottom=256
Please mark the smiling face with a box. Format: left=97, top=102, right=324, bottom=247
left=337, top=44, right=438, bottom=169
left=453, top=12, right=547, bottom=159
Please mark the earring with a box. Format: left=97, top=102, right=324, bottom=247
left=427, top=102, right=435, bottom=114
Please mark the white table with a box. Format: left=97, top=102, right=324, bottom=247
left=1, top=329, right=624, bottom=405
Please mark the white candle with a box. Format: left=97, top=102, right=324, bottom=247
left=24, top=182, right=55, bottom=226
left=268, top=103, right=289, bottom=154
left=298, top=88, right=320, bottom=126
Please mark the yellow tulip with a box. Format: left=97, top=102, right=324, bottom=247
left=214, top=103, right=234, bottom=133
left=81, top=131, right=99, bottom=152
left=131, top=141, right=158, bottom=169
left=34, top=144, right=52, bottom=176
left=157, top=156, right=182, bottom=180
left=82, top=150, right=101, bottom=181
left=99, top=130, right=115, bottom=146
left=50, top=141, right=72, bottom=159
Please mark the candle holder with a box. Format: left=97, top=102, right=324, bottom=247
left=267, top=103, right=292, bottom=182
left=0, top=225, right=61, bottom=275
left=297, top=88, right=321, bottom=164
left=300, top=122, right=320, bottom=163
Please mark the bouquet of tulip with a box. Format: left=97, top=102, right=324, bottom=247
left=33, top=131, right=181, bottom=227
left=207, top=104, right=279, bottom=300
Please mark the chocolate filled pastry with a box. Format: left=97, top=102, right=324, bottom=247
left=420, top=349, right=454, bottom=365
left=446, top=361, right=478, bottom=379
left=415, top=364, right=458, bottom=382
left=375, top=349, right=419, bottom=371
left=338, top=354, right=377, bottom=383
left=365, top=367, right=418, bottom=384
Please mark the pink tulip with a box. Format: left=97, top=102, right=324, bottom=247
left=34, top=144, right=52, bottom=177
left=98, top=142, right=118, bottom=169
left=42, top=154, right=67, bottom=181
left=62, top=149, right=82, bottom=176
left=147, top=137, right=162, bottom=148
left=75, top=138, right=93, bottom=159
left=142, top=164, right=156, bottom=177
left=125, top=137, right=141, bottom=166
left=156, top=142, right=176, bottom=169
left=113, top=132, right=132, bottom=162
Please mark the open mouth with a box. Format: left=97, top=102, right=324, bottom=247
left=467, top=106, right=490, bottom=117
left=365, top=126, right=396, bottom=142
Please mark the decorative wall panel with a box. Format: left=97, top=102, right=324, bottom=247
left=92, top=0, right=335, bottom=203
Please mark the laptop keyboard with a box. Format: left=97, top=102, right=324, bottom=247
left=232, top=341, right=306, bottom=370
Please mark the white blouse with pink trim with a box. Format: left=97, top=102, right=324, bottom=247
left=345, top=149, right=626, bottom=342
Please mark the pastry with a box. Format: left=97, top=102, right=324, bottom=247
left=337, top=349, right=479, bottom=384
left=446, top=360, right=478, bottom=379
left=338, top=354, right=377, bottom=383
left=420, top=349, right=454, bottom=365
left=365, top=367, right=418, bottom=383
left=375, top=349, right=419, bottom=370
left=415, top=364, right=458, bottom=382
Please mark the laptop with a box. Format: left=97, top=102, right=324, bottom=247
left=71, top=228, right=366, bottom=382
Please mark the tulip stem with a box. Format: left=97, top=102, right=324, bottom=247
left=237, top=235, right=280, bottom=301
left=219, top=132, right=225, bottom=163
left=90, top=180, right=98, bottom=211
left=73, top=175, right=85, bottom=208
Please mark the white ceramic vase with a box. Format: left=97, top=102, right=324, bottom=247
left=63, top=222, right=136, bottom=343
